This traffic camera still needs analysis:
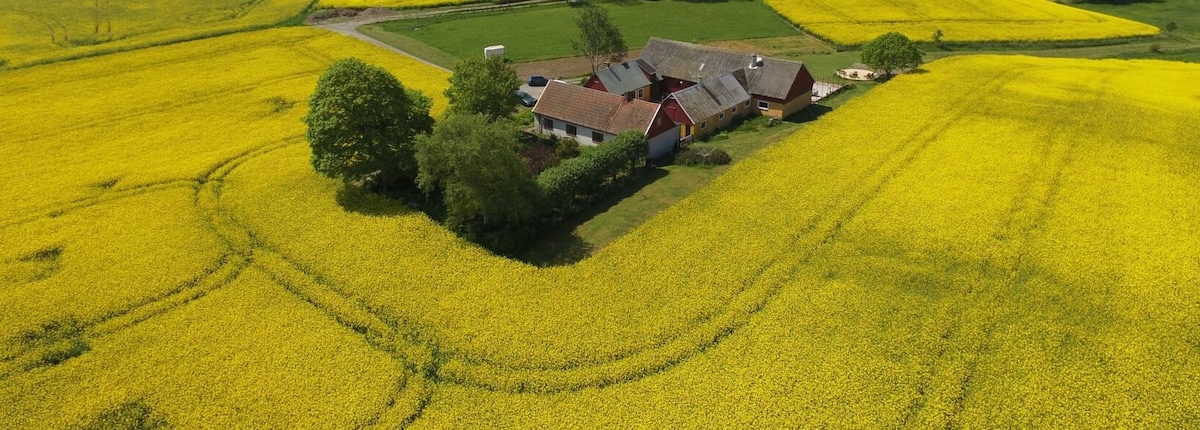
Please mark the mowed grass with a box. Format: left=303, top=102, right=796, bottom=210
left=1070, top=0, right=1200, bottom=38
left=0, top=0, right=311, bottom=68
left=764, top=0, right=1160, bottom=45
left=318, top=0, right=484, bottom=8
left=370, top=0, right=800, bottom=62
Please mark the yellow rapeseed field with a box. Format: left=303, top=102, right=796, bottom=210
left=317, top=0, right=482, bottom=8
left=763, top=0, right=1160, bottom=45
left=1, top=21, right=1197, bottom=427
left=0, top=0, right=311, bottom=68
left=0, top=26, right=448, bottom=426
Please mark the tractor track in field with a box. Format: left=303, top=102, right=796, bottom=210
left=1, top=70, right=1028, bottom=427
left=894, top=75, right=1102, bottom=430
left=168, top=68, right=980, bottom=397
left=4, top=72, right=1020, bottom=420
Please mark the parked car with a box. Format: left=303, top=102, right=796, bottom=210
left=526, top=75, right=549, bottom=87
left=515, top=90, right=538, bottom=107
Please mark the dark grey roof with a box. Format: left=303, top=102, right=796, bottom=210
left=670, top=72, right=751, bottom=122
left=639, top=37, right=813, bottom=100
left=594, top=61, right=652, bottom=96
left=633, top=58, right=659, bottom=79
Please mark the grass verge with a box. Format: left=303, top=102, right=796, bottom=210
left=371, top=0, right=799, bottom=62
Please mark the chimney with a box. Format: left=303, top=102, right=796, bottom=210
left=624, top=92, right=634, bottom=102
left=749, top=54, right=763, bottom=69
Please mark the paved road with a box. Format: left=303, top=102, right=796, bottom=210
left=519, top=84, right=545, bottom=100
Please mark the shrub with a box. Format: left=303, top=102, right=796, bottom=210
left=537, top=131, right=648, bottom=218
left=706, top=131, right=730, bottom=142
left=513, top=109, right=535, bottom=128
left=556, top=137, right=581, bottom=160
left=676, top=147, right=732, bottom=167
left=1150, top=43, right=1162, bottom=53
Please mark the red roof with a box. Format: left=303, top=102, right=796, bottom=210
left=532, top=81, right=661, bottom=135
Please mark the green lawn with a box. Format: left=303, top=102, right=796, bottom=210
left=1070, top=0, right=1200, bottom=39
left=519, top=114, right=823, bottom=266
left=371, top=0, right=800, bottom=62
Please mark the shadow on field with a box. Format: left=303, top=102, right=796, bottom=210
left=336, top=185, right=414, bottom=217
left=784, top=103, right=833, bottom=124
left=518, top=166, right=670, bottom=267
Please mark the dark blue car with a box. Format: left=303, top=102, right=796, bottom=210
left=515, top=90, right=537, bottom=107
left=526, top=75, right=549, bottom=87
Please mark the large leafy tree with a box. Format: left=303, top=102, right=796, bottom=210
left=861, top=32, right=924, bottom=77
left=572, top=4, right=627, bottom=73
left=415, top=114, right=540, bottom=250
left=445, top=55, right=520, bottom=120
left=304, top=57, right=434, bottom=189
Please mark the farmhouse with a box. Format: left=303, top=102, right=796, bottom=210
left=534, top=37, right=815, bottom=156
left=661, top=70, right=752, bottom=140
left=638, top=37, right=815, bottom=120
left=533, top=80, right=680, bottom=158
left=583, top=59, right=660, bottom=102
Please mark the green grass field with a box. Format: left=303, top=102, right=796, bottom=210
left=1070, top=0, right=1200, bottom=38
left=371, top=0, right=800, bottom=62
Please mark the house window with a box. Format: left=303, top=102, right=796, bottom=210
left=758, top=100, right=770, bottom=110
left=719, top=112, right=725, bottom=120
left=745, top=100, right=751, bottom=108
left=542, top=118, right=553, bottom=129
left=732, top=105, right=737, bottom=114
left=566, top=124, right=577, bottom=137
left=593, top=131, right=604, bottom=143
left=637, top=88, right=644, bottom=98
left=701, top=121, right=707, bottom=130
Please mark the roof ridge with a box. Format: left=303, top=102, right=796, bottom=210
left=646, top=37, right=806, bottom=67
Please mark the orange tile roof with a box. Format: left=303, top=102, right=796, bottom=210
left=532, top=81, right=660, bottom=135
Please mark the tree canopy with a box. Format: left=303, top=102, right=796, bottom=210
left=445, top=55, right=521, bottom=120
left=571, top=5, right=628, bottom=73
left=415, top=114, right=540, bottom=251
left=861, top=32, right=924, bottom=77
left=304, top=57, right=433, bottom=189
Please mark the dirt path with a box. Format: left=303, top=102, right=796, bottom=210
left=310, top=0, right=559, bottom=72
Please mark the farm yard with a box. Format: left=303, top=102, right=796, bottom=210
left=2, top=0, right=1200, bottom=428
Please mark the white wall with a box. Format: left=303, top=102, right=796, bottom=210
left=535, top=115, right=612, bottom=146
left=648, top=126, right=680, bottom=159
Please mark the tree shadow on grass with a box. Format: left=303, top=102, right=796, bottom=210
left=518, top=166, right=670, bottom=267
left=783, top=103, right=833, bottom=124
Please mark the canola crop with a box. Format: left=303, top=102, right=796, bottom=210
left=1, top=22, right=1198, bottom=427
left=763, top=0, right=1160, bottom=45
left=317, top=0, right=483, bottom=8
left=0, top=0, right=311, bottom=68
